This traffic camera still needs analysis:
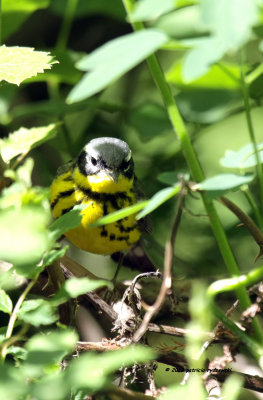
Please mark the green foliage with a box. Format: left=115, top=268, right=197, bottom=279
left=137, top=185, right=181, bottom=219
left=52, top=277, right=111, bottom=305
left=90, top=201, right=148, bottom=226
left=196, top=173, right=255, bottom=198
left=67, top=29, right=168, bottom=102
left=0, top=123, right=59, bottom=163
left=0, top=289, right=13, bottom=314
left=1, top=0, right=263, bottom=398
left=48, top=204, right=87, bottom=241
left=221, top=142, right=263, bottom=169
left=67, top=346, right=155, bottom=392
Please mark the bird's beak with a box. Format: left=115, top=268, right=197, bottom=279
left=107, top=169, right=119, bottom=183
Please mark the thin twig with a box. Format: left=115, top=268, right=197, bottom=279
left=132, top=189, right=186, bottom=343
left=1, top=274, right=39, bottom=361
left=219, top=196, right=263, bottom=259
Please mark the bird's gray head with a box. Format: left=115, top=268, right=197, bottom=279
left=76, top=137, right=134, bottom=181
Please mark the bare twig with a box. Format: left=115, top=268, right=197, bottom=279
left=132, top=188, right=186, bottom=343
left=219, top=196, right=263, bottom=259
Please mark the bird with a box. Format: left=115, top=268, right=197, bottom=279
left=50, top=137, right=146, bottom=256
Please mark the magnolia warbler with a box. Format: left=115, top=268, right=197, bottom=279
left=50, top=137, right=148, bottom=255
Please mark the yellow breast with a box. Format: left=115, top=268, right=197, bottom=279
left=50, top=167, right=141, bottom=255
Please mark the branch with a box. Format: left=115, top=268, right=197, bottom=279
left=132, top=189, right=186, bottom=343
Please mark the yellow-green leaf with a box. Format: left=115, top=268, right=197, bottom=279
left=0, top=45, right=57, bottom=86
left=0, top=123, right=58, bottom=163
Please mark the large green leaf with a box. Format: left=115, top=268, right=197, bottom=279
left=67, top=29, right=168, bottom=102
left=0, top=46, right=57, bottom=86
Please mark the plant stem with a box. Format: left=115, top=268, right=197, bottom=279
left=0, top=324, right=29, bottom=362
left=1, top=274, right=39, bottom=361
left=240, top=49, right=263, bottom=214
left=242, top=187, right=263, bottom=229
left=122, top=0, right=263, bottom=343
left=207, top=265, right=263, bottom=364
left=56, top=0, right=79, bottom=51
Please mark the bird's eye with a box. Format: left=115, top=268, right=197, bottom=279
left=91, top=157, right=97, bottom=166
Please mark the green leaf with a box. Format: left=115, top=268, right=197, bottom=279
left=137, top=185, right=181, bottom=220
left=41, top=247, right=68, bottom=269
left=25, top=330, right=77, bottom=378
left=2, top=0, right=50, bottom=40
left=183, top=38, right=225, bottom=82
left=18, top=299, right=58, bottom=326
left=130, top=0, right=176, bottom=22
left=7, top=346, right=28, bottom=360
left=0, top=289, right=12, bottom=314
left=201, top=0, right=258, bottom=51
left=196, top=173, right=255, bottom=196
left=0, top=261, right=27, bottom=291
left=0, top=206, right=51, bottom=273
left=67, top=29, right=168, bottom=102
left=180, top=0, right=259, bottom=82
left=166, top=61, right=241, bottom=90
left=90, top=201, right=148, bottom=227
left=67, top=345, right=155, bottom=391
left=0, top=123, right=58, bottom=163
left=155, top=6, right=205, bottom=39
left=48, top=205, right=86, bottom=241
left=0, top=45, right=57, bottom=86
left=0, top=364, right=27, bottom=399
left=220, top=143, right=263, bottom=169
left=51, top=277, right=110, bottom=305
